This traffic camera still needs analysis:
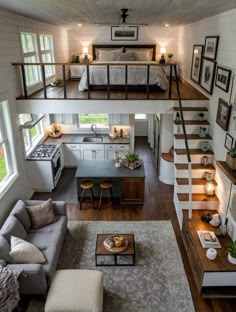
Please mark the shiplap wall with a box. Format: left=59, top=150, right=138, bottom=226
left=178, top=8, right=236, bottom=161
left=0, top=9, right=69, bottom=224
left=68, top=25, right=179, bottom=62
left=177, top=8, right=236, bottom=222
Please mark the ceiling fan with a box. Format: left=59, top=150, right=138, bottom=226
left=95, top=8, right=148, bottom=27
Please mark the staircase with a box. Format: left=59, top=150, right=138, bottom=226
left=173, top=102, right=219, bottom=227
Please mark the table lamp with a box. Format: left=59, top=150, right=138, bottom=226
left=83, top=47, right=89, bottom=61
left=159, top=47, right=166, bottom=64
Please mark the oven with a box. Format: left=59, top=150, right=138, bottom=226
left=51, top=149, right=62, bottom=187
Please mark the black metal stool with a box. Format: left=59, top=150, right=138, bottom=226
left=98, top=181, right=113, bottom=210
left=79, top=181, right=95, bottom=210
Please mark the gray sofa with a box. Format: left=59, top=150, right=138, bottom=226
left=0, top=200, right=67, bottom=295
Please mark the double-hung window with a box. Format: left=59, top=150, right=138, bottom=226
left=22, top=121, right=43, bottom=154
left=0, top=100, right=17, bottom=194
left=20, top=32, right=55, bottom=86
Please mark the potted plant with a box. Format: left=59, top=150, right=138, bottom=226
left=126, top=152, right=139, bottom=168
left=198, top=112, right=205, bottom=121
left=167, top=53, right=174, bottom=63
left=199, top=127, right=207, bottom=138
left=50, top=78, right=63, bottom=87
left=227, top=240, right=236, bottom=264
left=226, top=144, right=236, bottom=170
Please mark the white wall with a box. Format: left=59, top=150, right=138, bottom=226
left=0, top=9, right=69, bottom=224
left=134, top=119, right=148, bottom=136
left=160, top=114, right=174, bottom=153
left=68, top=25, right=179, bottom=61
left=178, top=8, right=236, bottom=161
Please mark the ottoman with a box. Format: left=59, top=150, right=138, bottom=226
left=45, top=269, right=103, bottom=312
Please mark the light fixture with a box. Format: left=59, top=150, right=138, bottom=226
left=77, top=23, right=82, bottom=27
left=159, top=47, right=166, bottom=64
left=165, top=24, right=169, bottom=27
left=204, top=181, right=215, bottom=196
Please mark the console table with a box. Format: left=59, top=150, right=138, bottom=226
left=182, top=210, right=236, bottom=298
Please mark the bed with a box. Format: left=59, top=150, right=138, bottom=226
left=78, top=44, right=169, bottom=92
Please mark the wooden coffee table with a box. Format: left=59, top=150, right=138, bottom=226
left=95, top=234, right=135, bottom=266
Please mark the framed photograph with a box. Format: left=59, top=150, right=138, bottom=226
left=216, top=98, right=231, bottom=131
left=190, top=45, right=204, bottom=83
left=200, top=58, right=216, bottom=94
left=230, top=75, right=236, bottom=105
left=111, top=26, right=138, bottom=41
left=224, top=133, right=234, bottom=151
left=215, top=66, right=232, bottom=92
left=204, top=36, right=219, bottom=60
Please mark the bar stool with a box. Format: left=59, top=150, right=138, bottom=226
left=79, top=181, right=95, bottom=210
left=98, top=181, right=113, bottom=210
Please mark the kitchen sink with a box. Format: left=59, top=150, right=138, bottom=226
left=82, top=136, right=103, bottom=143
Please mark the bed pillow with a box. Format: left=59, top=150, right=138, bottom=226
left=125, top=48, right=153, bottom=61
left=9, top=236, right=46, bottom=264
left=95, top=48, right=123, bottom=61
left=115, top=52, right=135, bottom=61
left=25, top=199, right=57, bottom=229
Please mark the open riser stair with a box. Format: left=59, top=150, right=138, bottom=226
left=173, top=102, right=219, bottom=227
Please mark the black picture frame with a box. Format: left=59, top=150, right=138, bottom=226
left=190, top=45, right=204, bottom=84
left=111, top=26, right=138, bottom=41
left=200, top=58, right=216, bottom=94
left=230, top=75, right=236, bottom=105
left=216, top=98, right=231, bottom=131
left=203, top=36, right=219, bottom=60
left=224, top=133, right=234, bottom=151
left=215, top=66, right=232, bottom=92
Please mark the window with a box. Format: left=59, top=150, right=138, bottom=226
left=0, top=100, right=17, bottom=194
left=78, top=114, right=109, bottom=128
left=22, top=122, right=43, bottom=154
left=135, top=114, right=147, bottom=120
left=20, top=32, right=55, bottom=86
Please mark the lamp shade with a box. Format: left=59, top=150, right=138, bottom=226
left=83, top=47, right=88, bottom=54
left=160, top=47, right=166, bottom=54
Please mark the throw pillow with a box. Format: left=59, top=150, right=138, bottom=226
left=0, top=216, right=27, bottom=242
left=10, top=236, right=46, bottom=264
left=26, top=199, right=57, bottom=229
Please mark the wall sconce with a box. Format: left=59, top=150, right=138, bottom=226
left=159, top=47, right=166, bottom=64
left=204, top=181, right=215, bottom=196
left=83, top=47, right=89, bottom=60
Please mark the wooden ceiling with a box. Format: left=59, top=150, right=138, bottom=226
left=0, top=0, right=235, bottom=28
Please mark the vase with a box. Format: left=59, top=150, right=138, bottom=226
left=226, top=152, right=236, bottom=170
left=199, top=127, right=207, bottom=138
left=200, top=141, right=209, bottom=152
left=228, top=253, right=236, bottom=264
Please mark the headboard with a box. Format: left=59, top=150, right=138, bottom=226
left=92, top=44, right=156, bottom=61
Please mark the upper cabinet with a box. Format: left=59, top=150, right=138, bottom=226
left=51, top=114, right=74, bottom=125
left=109, top=114, right=130, bottom=125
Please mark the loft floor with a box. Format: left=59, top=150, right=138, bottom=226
left=20, top=80, right=208, bottom=101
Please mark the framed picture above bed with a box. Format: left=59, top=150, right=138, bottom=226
left=203, top=36, right=219, bottom=60
left=111, top=26, right=138, bottom=41
left=200, top=58, right=216, bottom=94
left=190, top=45, right=204, bottom=83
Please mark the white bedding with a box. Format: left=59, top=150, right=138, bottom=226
left=78, top=61, right=169, bottom=91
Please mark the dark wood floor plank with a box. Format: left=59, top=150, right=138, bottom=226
left=32, top=137, right=235, bottom=312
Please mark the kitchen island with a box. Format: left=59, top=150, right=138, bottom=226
left=75, top=160, right=145, bottom=204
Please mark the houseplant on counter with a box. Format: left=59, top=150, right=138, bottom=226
left=227, top=240, right=236, bottom=264
left=226, top=144, right=236, bottom=170
left=125, top=152, right=140, bottom=169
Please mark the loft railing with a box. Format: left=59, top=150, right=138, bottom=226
left=173, top=65, right=192, bottom=219
left=12, top=62, right=177, bottom=100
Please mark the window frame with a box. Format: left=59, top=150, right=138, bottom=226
left=22, top=121, right=44, bottom=155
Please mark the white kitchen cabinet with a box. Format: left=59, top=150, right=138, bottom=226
left=105, top=144, right=130, bottom=160
left=63, top=144, right=81, bottom=167
left=81, top=144, right=105, bottom=160
left=109, top=114, right=129, bottom=125
left=26, top=160, right=54, bottom=191
left=51, top=114, right=73, bottom=124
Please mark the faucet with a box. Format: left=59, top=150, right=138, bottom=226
left=91, top=124, right=97, bottom=136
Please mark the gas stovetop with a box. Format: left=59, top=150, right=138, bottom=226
left=28, top=144, right=59, bottom=160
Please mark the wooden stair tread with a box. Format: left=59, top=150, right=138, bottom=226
left=174, top=134, right=212, bottom=140
left=176, top=178, right=217, bottom=185
left=175, top=163, right=215, bottom=170
left=161, top=153, right=174, bottom=162
left=175, top=149, right=214, bottom=155
left=174, top=120, right=209, bottom=125
left=173, top=107, right=208, bottom=111
left=177, top=193, right=219, bottom=201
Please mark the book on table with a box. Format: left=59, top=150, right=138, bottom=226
left=197, top=230, right=221, bottom=248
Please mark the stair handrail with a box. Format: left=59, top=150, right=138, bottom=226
left=173, top=66, right=192, bottom=219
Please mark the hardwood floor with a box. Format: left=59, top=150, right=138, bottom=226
left=32, top=137, right=236, bottom=312
left=21, top=79, right=208, bottom=101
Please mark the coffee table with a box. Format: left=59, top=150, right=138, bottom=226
left=95, top=234, right=135, bottom=266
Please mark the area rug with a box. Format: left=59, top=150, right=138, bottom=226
left=27, top=221, right=195, bottom=312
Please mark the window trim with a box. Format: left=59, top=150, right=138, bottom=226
left=23, top=120, right=44, bottom=156
left=77, top=113, right=109, bottom=129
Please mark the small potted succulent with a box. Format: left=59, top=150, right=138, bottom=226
left=226, top=144, right=236, bottom=170
left=227, top=240, right=236, bottom=264
left=198, top=112, right=205, bottom=121
left=126, top=152, right=139, bottom=168
left=167, top=53, right=174, bottom=63
left=50, top=78, right=63, bottom=87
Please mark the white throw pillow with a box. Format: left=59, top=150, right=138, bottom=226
left=9, top=236, right=46, bottom=264
left=99, top=49, right=116, bottom=61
